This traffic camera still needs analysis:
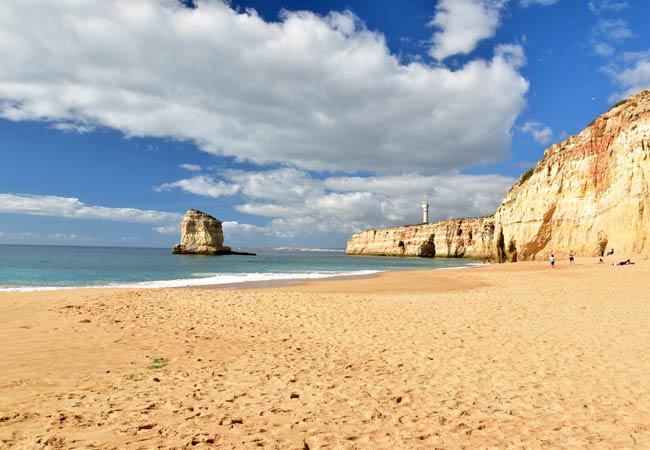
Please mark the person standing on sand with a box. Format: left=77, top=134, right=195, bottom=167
left=569, top=250, right=575, bottom=265
left=550, top=253, right=555, bottom=269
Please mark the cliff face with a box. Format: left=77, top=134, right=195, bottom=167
left=346, top=216, right=496, bottom=259
left=496, top=90, right=650, bottom=261
left=346, top=89, right=650, bottom=261
left=172, top=209, right=231, bottom=255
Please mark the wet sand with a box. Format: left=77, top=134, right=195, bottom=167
left=2, top=255, right=650, bottom=449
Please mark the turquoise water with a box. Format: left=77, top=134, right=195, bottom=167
left=0, top=245, right=482, bottom=290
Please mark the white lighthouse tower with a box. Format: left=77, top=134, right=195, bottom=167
left=421, top=193, right=429, bottom=224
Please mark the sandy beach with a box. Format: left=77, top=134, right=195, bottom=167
left=2, top=256, right=650, bottom=449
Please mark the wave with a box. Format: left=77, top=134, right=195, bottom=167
left=0, top=270, right=381, bottom=292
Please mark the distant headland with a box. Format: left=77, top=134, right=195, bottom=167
left=172, top=209, right=255, bottom=256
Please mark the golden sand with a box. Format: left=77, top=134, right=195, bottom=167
left=2, top=255, right=650, bottom=449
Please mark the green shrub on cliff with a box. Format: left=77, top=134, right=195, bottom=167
left=518, top=167, right=535, bottom=186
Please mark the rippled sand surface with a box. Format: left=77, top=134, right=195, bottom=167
left=2, top=255, right=650, bottom=449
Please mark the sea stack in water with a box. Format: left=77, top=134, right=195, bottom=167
left=172, top=209, right=232, bottom=255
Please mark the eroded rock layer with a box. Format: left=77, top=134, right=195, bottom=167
left=346, top=216, right=496, bottom=259
left=172, top=209, right=231, bottom=255
left=496, top=90, right=650, bottom=261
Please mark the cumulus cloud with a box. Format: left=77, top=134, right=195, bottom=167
left=0, top=0, right=528, bottom=174
left=227, top=168, right=323, bottom=202
left=157, top=169, right=516, bottom=237
left=0, top=193, right=182, bottom=224
left=429, top=0, right=506, bottom=61
left=155, top=175, right=239, bottom=198
left=520, top=121, right=553, bottom=145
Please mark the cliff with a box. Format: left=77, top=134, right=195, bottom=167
left=346, top=89, right=650, bottom=261
left=496, top=90, right=650, bottom=261
left=346, top=216, right=496, bottom=259
left=172, top=209, right=232, bottom=255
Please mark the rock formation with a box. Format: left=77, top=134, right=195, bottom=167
left=495, top=90, right=650, bottom=261
left=346, top=89, right=650, bottom=260
left=171, top=209, right=232, bottom=255
left=346, top=216, right=496, bottom=259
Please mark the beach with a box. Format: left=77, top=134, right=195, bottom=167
left=2, top=256, right=650, bottom=449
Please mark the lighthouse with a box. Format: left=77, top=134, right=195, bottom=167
left=421, top=193, right=429, bottom=224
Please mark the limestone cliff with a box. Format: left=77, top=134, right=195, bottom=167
left=172, top=209, right=231, bottom=255
left=496, top=89, right=650, bottom=261
left=346, top=89, right=650, bottom=261
left=346, top=216, right=496, bottom=259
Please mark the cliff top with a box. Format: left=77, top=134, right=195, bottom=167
left=512, top=89, right=650, bottom=192
left=183, top=209, right=221, bottom=221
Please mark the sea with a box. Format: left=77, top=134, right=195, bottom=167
left=0, top=244, right=483, bottom=291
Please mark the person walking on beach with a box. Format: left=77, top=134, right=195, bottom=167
left=550, top=253, right=555, bottom=269
left=569, top=250, right=575, bottom=265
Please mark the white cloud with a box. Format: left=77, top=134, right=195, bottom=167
left=52, top=122, right=96, bottom=134
left=495, top=43, right=527, bottom=68
left=222, top=221, right=279, bottom=239
left=594, top=42, right=614, bottom=57
left=429, top=0, right=506, bottom=61
left=520, top=0, right=559, bottom=6
left=520, top=121, right=553, bottom=145
left=156, top=168, right=516, bottom=237
left=155, top=175, right=240, bottom=198
left=593, top=19, right=633, bottom=42
left=588, top=0, right=629, bottom=14
left=152, top=225, right=179, bottom=235
left=0, top=193, right=182, bottom=224
left=324, top=173, right=515, bottom=221
left=227, top=168, right=323, bottom=202
left=180, top=163, right=202, bottom=171
left=590, top=18, right=633, bottom=59
left=606, top=53, right=650, bottom=100
left=0, top=0, right=528, bottom=174
left=615, top=58, right=650, bottom=98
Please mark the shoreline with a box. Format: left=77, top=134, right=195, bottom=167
left=0, top=257, right=488, bottom=292
left=0, top=254, right=634, bottom=293
left=0, top=269, right=384, bottom=292
left=2, top=256, right=649, bottom=448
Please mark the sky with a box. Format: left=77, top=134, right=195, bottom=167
left=1, top=0, right=649, bottom=249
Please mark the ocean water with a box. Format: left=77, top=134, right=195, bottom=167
left=0, top=245, right=483, bottom=291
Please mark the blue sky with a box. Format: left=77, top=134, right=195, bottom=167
left=1, top=0, right=649, bottom=248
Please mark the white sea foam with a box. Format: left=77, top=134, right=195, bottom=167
left=0, top=270, right=381, bottom=292
left=118, top=270, right=380, bottom=289
left=0, top=286, right=79, bottom=292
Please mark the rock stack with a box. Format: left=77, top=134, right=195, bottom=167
left=171, top=209, right=232, bottom=255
